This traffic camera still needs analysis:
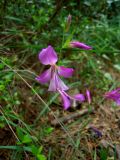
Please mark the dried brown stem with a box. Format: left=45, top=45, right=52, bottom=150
left=51, top=108, right=94, bottom=126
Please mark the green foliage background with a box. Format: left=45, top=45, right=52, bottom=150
left=0, top=0, right=120, bottom=159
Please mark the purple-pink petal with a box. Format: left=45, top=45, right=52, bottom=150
left=58, top=66, right=74, bottom=78
left=104, top=88, right=120, bottom=106
left=58, top=90, right=86, bottom=109
left=86, top=89, right=91, bottom=104
left=58, top=90, right=71, bottom=110
left=73, top=94, right=85, bottom=102
left=90, top=126, right=102, bottom=137
left=35, top=68, right=51, bottom=84
left=70, top=41, right=92, bottom=50
left=48, top=73, right=69, bottom=91
left=39, top=45, right=58, bottom=65
left=116, top=99, right=120, bottom=105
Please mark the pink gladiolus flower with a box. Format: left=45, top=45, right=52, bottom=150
left=104, top=88, right=120, bottom=105
left=58, top=89, right=85, bottom=110
left=86, top=89, right=91, bottom=104
left=70, top=41, right=92, bottom=50
left=36, top=45, right=74, bottom=91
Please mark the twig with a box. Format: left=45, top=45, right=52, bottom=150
left=51, top=108, right=94, bottom=126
